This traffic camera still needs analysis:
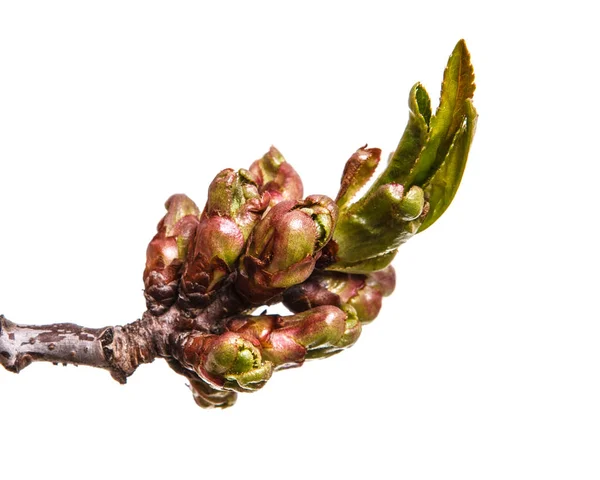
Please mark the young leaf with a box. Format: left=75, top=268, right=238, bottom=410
left=406, top=39, right=475, bottom=187
left=418, top=99, right=477, bottom=232
left=366, top=82, right=431, bottom=194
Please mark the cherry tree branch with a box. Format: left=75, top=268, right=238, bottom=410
left=0, top=314, right=110, bottom=372
left=0, top=311, right=177, bottom=383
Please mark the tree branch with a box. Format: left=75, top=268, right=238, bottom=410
left=0, top=311, right=177, bottom=383
left=0, top=314, right=109, bottom=371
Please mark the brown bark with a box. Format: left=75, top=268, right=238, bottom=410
left=0, top=311, right=175, bottom=383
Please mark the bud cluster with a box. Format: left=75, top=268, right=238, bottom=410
left=143, top=40, right=476, bottom=408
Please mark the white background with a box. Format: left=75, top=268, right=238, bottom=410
left=1, top=2, right=598, bottom=479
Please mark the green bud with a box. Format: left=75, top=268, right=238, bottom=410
left=236, top=196, right=338, bottom=304
left=176, top=331, right=273, bottom=393
left=283, top=266, right=396, bottom=324
left=398, top=185, right=425, bottom=221
left=249, top=146, right=304, bottom=205
left=226, top=306, right=351, bottom=369
left=179, top=169, right=269, bottom=310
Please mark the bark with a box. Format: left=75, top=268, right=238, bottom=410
left=0, top=311, right=175, bottom=383
left=0, top=281, right=251, bottom=384
left=0, top=314, right=110, bottom=373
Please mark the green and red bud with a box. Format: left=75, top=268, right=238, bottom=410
left=346, top=267, right=396, bottom=323
left=335, top=146, right=381, bottom=209
left=249, top=146, right=303, bottom=205
left=283, top=265, right=396, bottom=324
left=235, top=195, right=338, bottom=304
left=204, top=168, right=269, bottom=240
left=179, top=169, right=269, bottom=310
left=227, top=305, right=351, bottom=369
left=188, top=377, right=238, bottom=409
left=143, top=194, right=200, bottom=315
left=175, top=331, right=273, bottom=393
left=166, top=358, right=238, bottom=409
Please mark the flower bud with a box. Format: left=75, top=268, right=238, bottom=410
left=249, top=146, right=303, bottom=205
left=188, top=377, right=238, bottom=409
left=179, top=169, right=269, bottom=310
left=205, top=168, right=268, bottom=239
left=236, top=196, right=338, bottom=304
left=283, top=265, right=396, bottom=324
left=345, top=267, right=396, bottom=323
left=175, top=331, right=273, bottom=393
left=227, top=306, right=351, bottom=369
left=143, top=194, right=200, bottom=315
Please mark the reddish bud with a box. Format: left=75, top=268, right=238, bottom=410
left=236, top=196, right=338, bottom=305
left=143, top=194, right=200, bottom=315
left=249, top=146, right=303, bottom=205
left=179, top=169, right=269, bottom=310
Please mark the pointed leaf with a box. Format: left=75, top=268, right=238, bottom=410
left=407, top=39, right=475, bottom=187
left=418, top=99, right=477, bottom=232
left=366, top=82, right=431, bottom=195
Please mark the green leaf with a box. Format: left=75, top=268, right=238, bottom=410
left=406, top=39, right=475, bottom=187
left=329, top=40, right=477, bottom=270
left=366, top=82, right=431, bottom=194
left=418, top=99, right=477, bottom=232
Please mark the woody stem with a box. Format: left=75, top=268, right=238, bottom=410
left=0, top=311, right=175, bottom=383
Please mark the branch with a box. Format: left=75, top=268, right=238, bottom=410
left=0, top=311, right=176, bottom=383
left=0, top=314, right=108, bottom=371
